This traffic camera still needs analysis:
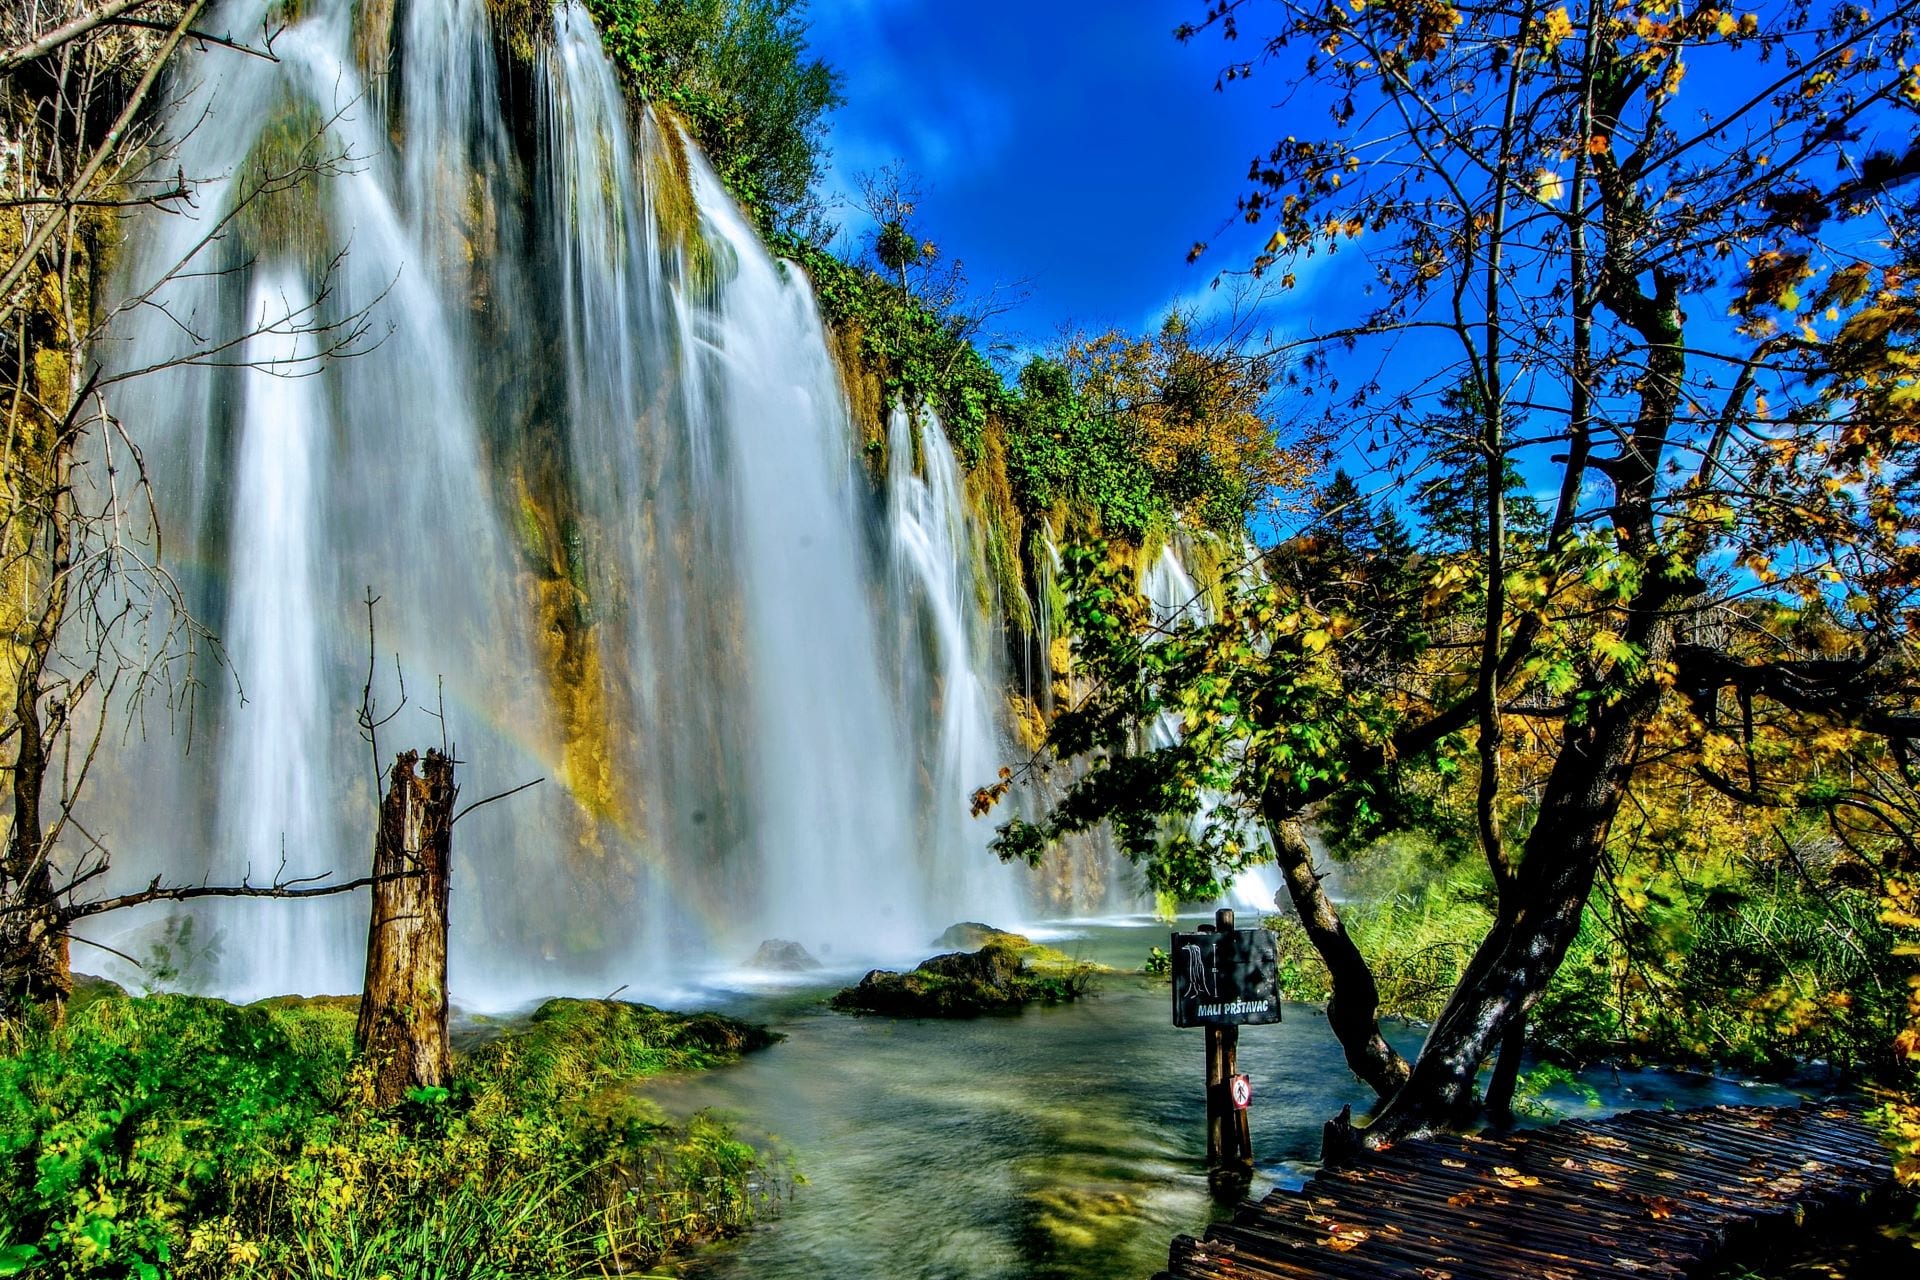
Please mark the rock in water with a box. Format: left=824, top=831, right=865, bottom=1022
left=830, top=942, right=1089, bottom=1017
left=934, top=921, right=1032, bottom=951
left=748, top=939, right=822, bottom=972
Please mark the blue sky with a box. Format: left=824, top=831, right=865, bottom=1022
left=804, top=0, right=1309, bottom=353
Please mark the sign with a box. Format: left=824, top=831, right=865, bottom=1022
left=1229, top=1074, right=1253, bottom=1110
left=1171, top=927, right=1281, bottom=1028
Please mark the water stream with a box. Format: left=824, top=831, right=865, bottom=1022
left=636, top=918, right=1810, bottom=1280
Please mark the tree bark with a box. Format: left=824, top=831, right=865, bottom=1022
left=2, top=670, right=71, bottom=1021
left=1262, top=810, right=1410, bottom=1098
left=1484, top=1010, right=1526, bottom=1128
left=356, top=749, right=456, bottom=1106
left=2, top=415, right=77, bottom=1025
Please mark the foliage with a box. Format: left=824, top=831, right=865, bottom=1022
left=999, top=357, right=1163, bottom=538
left=1264, top=835, right=1495, bottom=1022
left=0, top=994, right=781, bottom=1278
left=1882, top=874, right=1920, bottom=1186
left=1069, top=314, right=1304, bottom=533
left=1535, top=873, right=1906, bottom=1076
left=995, top=316, right=1306, bottom=541
left=994, top=0, right=1920, bottom=1141
left=1506, top=1062, right=1600, bottom=1119
left=773, top=231, right=1007, bottom=463
left=562, top=0, right=842, bottom=239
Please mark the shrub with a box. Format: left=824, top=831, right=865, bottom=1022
left=0, top=994, right=782, bottom=1278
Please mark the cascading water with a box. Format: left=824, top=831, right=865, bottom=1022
left=1139, top=544, right=1280, bottom=913
left=214, top=274, right=346, bottom=994
left=84, top=0, right=1041, bottom=1002
left=886, top=405, right=1023, bottom=925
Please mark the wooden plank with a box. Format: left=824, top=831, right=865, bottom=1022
left=1159, top=1102, right=1895, bottom=1280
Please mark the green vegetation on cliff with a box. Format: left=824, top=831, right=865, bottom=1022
left=0, top=994, right=779, bottom=1278
left=493, top=0, right=842, bottom=238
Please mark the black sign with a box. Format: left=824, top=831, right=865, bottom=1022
left=1171, top=927, right=1281, bottom=1028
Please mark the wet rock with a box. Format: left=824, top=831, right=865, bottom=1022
left=934, top=921, right=1032, bottom=950
left=747, top=938, right=822, bottom=972
left=830, top=941, right=1089, bottom=1017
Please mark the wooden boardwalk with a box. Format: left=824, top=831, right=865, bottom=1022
left=1158, top=1102, right=1897, bottom=1280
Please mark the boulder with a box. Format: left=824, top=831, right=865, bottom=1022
left=830, top=941, right=1089, bottom=1017
left=935, top=921, right=1032, bottom=951
left=747, top=939, right=822, bottom=972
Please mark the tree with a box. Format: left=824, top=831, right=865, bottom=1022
left=1313, top=469, right=1378, bottom=558
left=997, top=0, right=1920, bottom=1147
left=1406, top=387, right=1543, bottom=555
left=1065, top=310, right=1310, bottom=533
left=853, top=162, right=961, bottom=306
left=578, top=0, right=844, bottom=240
left=0, top=2, right=373, bottom=1021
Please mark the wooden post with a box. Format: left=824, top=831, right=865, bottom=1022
left=355, top=749, right=456, bottom=1106
left=1203, top=906, right=1256, bottom=1173
left=1205, top=1008, right=1226, bottom=1164
left=1227, top=1022, right=1252, bottom=1169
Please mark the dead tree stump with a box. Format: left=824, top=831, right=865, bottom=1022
left=355, top=749, right=456, bottom=1106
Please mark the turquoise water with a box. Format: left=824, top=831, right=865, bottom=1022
left=642, top=918, right=1807, bottom=1280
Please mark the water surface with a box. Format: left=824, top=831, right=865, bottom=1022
left=647, top=918, right=1808, bottom=1280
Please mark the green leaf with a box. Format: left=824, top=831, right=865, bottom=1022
left=0, top=1245, right=43, bottom=1277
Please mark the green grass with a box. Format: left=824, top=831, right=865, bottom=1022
left=0, top=993, right=782, bottom=1278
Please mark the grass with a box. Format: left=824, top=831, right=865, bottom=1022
left=0, top=992, right=782, bottom=1278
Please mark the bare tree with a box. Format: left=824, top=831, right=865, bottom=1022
left=0, top=1, right=381, bottom=1021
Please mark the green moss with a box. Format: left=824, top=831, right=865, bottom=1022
left=461, top=997, right=779, bottom=1101
left=230, top=93, right=336, bottom=268
left=486, top=0, right=548, bottom=66
left=515, top=486, right=551, bottom=569
left=831, top=941, right=1102, bottom=1017
left=934, top=921, right=1032, bottom=950
left=562, top=516, right=591, bottom=622
left=967, top=420, right=1032, bottom=636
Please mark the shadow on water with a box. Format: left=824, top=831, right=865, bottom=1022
left=642, top=919, right=1811, bottom=1280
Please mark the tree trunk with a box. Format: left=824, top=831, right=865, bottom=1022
left=1353, top=612, right=1677, bottom=1147
left=1484, top=1011, right=1526, bottom=1128
left=1262, top=811, right=1410, bottom=1098
left=2, top=420, right=75, bottom=1025
left=356, top=749, right=456, bottom=1105
left=3, top=674, right=71, bottom=1022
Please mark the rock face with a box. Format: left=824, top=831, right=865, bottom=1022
left=747, top=939, right=822, bottom=972
left=830, top=942, right=1087, bottom=1017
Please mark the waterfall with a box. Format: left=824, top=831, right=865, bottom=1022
left=886, top=405, right=1023, bottom=926
left=212, top=274, right=348, bottom=1001
left=83, top=0, right=1037, bottom=1002
left=1139, top=544, right=1279, bottom=913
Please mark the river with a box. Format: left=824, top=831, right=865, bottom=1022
left=634, top=917, right=1806, bottom=1280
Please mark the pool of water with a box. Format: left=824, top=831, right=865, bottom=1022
left=637, top=917, right=1809, bottom=1280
